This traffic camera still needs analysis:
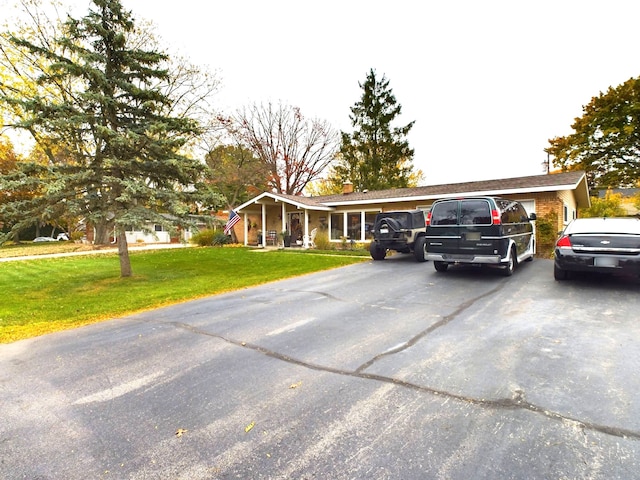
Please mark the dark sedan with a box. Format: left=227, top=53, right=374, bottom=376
left=554, top=217, right=640, bottom=280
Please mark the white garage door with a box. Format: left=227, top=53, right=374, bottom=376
left=520, top=200, right=536, bottom=217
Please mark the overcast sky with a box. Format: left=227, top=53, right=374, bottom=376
left=4, top=1, right=640, bottom=186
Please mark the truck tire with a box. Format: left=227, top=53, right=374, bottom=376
left=413, top=236, right=427, bottom=262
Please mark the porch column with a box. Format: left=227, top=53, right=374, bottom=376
left=343, top=211, right=348, bottom=238
left=243, top=212, right=249, bottom=246
left=261, top=203, right=267, bottom=247
left=281, top=203, right=287, bottom=234
left=303, top=209, right=310, bottom=248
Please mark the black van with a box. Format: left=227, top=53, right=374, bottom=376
left=425, top=196, right=536, bottom=275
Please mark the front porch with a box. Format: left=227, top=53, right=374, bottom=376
left=234, top=193, right=332, bottom=249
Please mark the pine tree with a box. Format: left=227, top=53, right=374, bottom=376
left=0, top=0, right=205, bottom=277
left=335, top=68, right=417, bottom=191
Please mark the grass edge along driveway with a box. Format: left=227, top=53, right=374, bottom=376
left=0, top=246, right=368, bottom=343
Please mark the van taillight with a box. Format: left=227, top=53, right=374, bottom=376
left=556, top=235, right=572, bottom=248
left=491, top=209, right=501, bottom=225
left=425, top=212, right=432, bottom=226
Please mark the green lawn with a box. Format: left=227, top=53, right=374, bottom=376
left=0, top=246, right=368, bottom=343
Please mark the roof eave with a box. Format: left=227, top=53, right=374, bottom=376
left=235, top=192, right=333, bottom=212
left=322, top=183, right=590, bottom=207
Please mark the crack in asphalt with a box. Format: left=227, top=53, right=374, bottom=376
left=277, top=289, right=348, bottom=303
left=170, top=319, right=640, bottom=442
left=354, top=283, right=506, bottom=373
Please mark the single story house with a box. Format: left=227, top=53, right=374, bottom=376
left=122, top=214, right=214, bottom=244
left=232, top=171, right=590, bottom=248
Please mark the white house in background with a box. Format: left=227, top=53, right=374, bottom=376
left=124, top=214, right=212, bottom=244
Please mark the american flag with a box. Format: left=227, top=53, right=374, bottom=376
left=224, top=210, right=240, bottom=235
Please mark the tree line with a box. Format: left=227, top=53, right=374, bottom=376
left=0, top=0, right=418, bottom=276
left=2, top=0, right=640, bottom=277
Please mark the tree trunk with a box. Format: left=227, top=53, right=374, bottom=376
left=94, top=221, right=112, bottom=245
left=117, top=228, right=132, bottom=277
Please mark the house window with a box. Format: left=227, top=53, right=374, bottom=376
left=330, top=211, right=378, bottom=241
left=563, top=205, right=568, bottom=223
left=347, top=213, right=360, bottom=240
left=330, top=213, right=343, bottom=240
left=154, top=224, right=163, bottom=232
left=364, top=212, right=376, bottom=240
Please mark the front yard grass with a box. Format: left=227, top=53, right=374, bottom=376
left=0, top=246, right=368, bottom=343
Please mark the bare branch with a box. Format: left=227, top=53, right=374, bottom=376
left=231, top=101, right=338, bottom=194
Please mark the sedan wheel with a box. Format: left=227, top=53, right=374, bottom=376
left=554, top=263, right=569, bottom=281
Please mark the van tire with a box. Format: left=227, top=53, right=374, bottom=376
left=502, top=247, right=516, bottom=276
left=434, top=261, right=449, bottom=272
left=413, top=236, right=427, bottom=262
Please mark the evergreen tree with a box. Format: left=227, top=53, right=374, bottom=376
left=335, top=68, right=417, bottom=191
left=0, top=0, right=205, bottom=277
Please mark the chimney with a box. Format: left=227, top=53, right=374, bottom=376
left=342, top=181, right=354, bottom=195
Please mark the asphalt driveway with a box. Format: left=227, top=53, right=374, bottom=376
left=1, top=256, right=639, bottom=479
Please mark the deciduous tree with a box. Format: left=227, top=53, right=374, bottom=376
left=580, top=190, right=626, bottom=218
left=205, top=144, right=269, bottom=208
left=231, top=102, right=339, bottom=195
left=547, top=76, right=640, bottom=189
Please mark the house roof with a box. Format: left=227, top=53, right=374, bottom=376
left=235, top=171, right=590, bottom=213
left=595, top=187, right=640, bottom=198
left=234, top=191, right=333, bottom=212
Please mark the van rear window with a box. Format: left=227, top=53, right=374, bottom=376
left=430, top=199, right=492, bottom=226
left=430, top=201, right=458, bottom=225
left=460, top=200, right=491, bottom=225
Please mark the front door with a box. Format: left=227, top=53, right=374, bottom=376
left=288, top=213, right=303, bottom=244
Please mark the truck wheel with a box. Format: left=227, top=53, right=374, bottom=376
left=413, top=236, right=427, bottom=262
left=369, top=242, right=387, bottom=260
left=434, top=261, right=448, bottom=272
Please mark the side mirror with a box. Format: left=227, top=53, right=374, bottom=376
left=529, top=213, right=537, bottom=221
